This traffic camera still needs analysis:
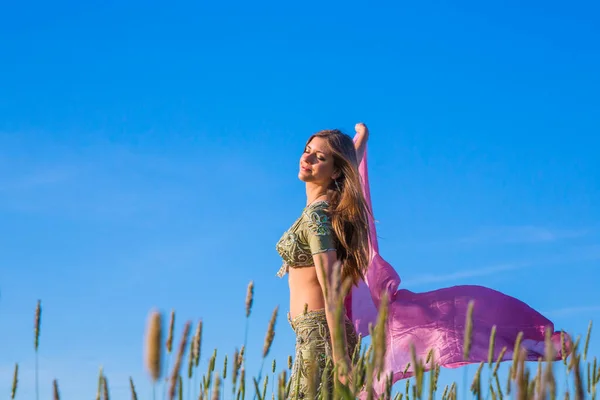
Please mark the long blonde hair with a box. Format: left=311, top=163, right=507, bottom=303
left=306, top=129, right=371, bottom=286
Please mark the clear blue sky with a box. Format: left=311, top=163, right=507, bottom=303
left=1, top=0, right=599, bottom=398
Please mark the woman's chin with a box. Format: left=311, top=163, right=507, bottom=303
left=298, top=171, right=311, bottom=182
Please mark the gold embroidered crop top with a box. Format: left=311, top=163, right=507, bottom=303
left=275, top=200, right=337, bottom=277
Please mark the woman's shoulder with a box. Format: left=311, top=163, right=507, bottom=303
left=305, top=199, right=330, bottom=210
left=302, top=200, right=333, bottom=236
left=303, top=200, right=331, bottom=219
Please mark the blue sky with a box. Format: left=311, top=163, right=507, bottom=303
left=1, top=0, right=599, bottom=398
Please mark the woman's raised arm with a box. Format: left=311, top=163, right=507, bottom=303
left=353, top=122, right=369, bottom=166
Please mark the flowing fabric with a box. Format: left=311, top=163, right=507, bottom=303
left=345, top=139, right=570, bottom=396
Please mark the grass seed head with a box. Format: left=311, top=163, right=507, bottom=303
left=488, top=325, right=497, bottom=367
left=545, top=326, right=556, bottom=362
left=232, top=348, right=240, bottom=387
left=493, top=346, right=507, bottom=377
left=96, top=366, right=103, bottom=400
left=187, top=334, right=195, bottom=379
left=470, top=361, right=484, bottom=395
left=238, top=346, right=245, bottom=366
left=246, top=281, right=254, bottom=318
left=194, top=320, right=203, bottom=367
left=511, top=331, right=524, bottom=380
left=585, top=321, right=593, bottom=361
left=144, top=309, right=163, bottom=382
left=463, top=300, right=475, bottom=360
left=263, top=306, right=279, bottom=358
left=166, top=310, right=176, bottom=353
left=168, top=321, right=191, bottom=400
left=34, top=300, right=42, bottom=351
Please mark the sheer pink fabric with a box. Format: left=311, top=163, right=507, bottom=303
left=346, top=140, right=570, bottom=396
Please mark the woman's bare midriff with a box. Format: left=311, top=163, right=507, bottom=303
left=288, top=266, right=326, bottom=319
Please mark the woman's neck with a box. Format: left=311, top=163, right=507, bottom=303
left=305, top=183, right=328, bottom=206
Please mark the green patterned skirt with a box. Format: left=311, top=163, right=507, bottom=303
left=287, top=309, right=359, bottom=399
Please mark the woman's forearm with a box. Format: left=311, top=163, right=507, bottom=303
left=354, top=122, right=369, bottom=165
left=325, top=306, right=348, bottom=362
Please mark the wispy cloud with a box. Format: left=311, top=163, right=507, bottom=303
left=542, top=305, right=600, bottom=317
left=401, top=261, right=531, bottom=286
left=458, top=225, right=588, bottom=245
left=0, top=167, right=75, bottom=192
left=402, top=244, right=600, bottom=288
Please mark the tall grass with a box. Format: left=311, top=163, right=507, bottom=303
left=9, top=284, right=599, bottom=399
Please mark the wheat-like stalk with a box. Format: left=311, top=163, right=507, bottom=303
left=193, top=320, right=203, bottom=400
left=168, top=321, right=191, bottom=400
left=96, top=366, right=103, bottom=400
left=212, top=373, right=222, bottom=400
left=571, top=351, right=584, bottom=400
left=246, top=281, right=254, bottom=318
left=34, top=300, right=42, bottom=400
left=102, top=375, right=110, bottom=400
left=470, top=361, right=484, bottom=398
left=511, top=332, right=524, bottom=380
left=561, top=331, right=568, bottom=367
left=584, top=321, right=593, bottom=361
left=163, top=309, right=175, bottom=398
left=11, top=363, right=18, bottom=399
left=488, top=325, right=497, bottom=368
left=9, top=284, right=600, bottom=400
left=188, top=323, right=196, bottom=380
left=167, top=310, right=176, bottom=353
left=493, top=347, right=507, bottom=377
left=194, top=320, right=203, bottom=366
left=177, top=375, right=183, bottom=400
left=145, top=309, right=163, bottom=382
left=373, top=292, right=389, bottom=374
left=129, top=377, right=138, bottom=400
left=263, top=306, right=279, bottom=358
left=243, top=281, right=254, bottom=374
left=52, top=379, right=60, bottom=400
left=232, top=348, right=241, bottom=395
left=240, top=367, right=246, bottom=400
left=463, top=300, right=475, bottom=360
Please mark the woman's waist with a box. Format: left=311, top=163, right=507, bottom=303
left=288, top=285, right=325, bottom=320
left=288, top=307, right=353, bottom=334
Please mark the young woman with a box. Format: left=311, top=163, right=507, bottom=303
left=275, top=123, right=371, bottom=397
left=275, top=123, right=570, bottom=399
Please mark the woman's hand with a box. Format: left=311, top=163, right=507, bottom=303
left=355, top=122, right=369, bottom=136
left=336, top=355, right=353, bottom=386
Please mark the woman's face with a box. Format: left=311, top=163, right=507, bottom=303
left=298, top=136, right=337, bottom=185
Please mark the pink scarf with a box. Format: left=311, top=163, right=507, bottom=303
left=346, top=139, right=569, bottom=395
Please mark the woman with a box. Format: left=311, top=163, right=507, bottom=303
left=275, top=123, right=371, bottom=398
left=277, top=123, right=570, bottom=399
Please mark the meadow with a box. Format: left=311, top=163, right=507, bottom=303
left=8, top=281, right=599, bottom=400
